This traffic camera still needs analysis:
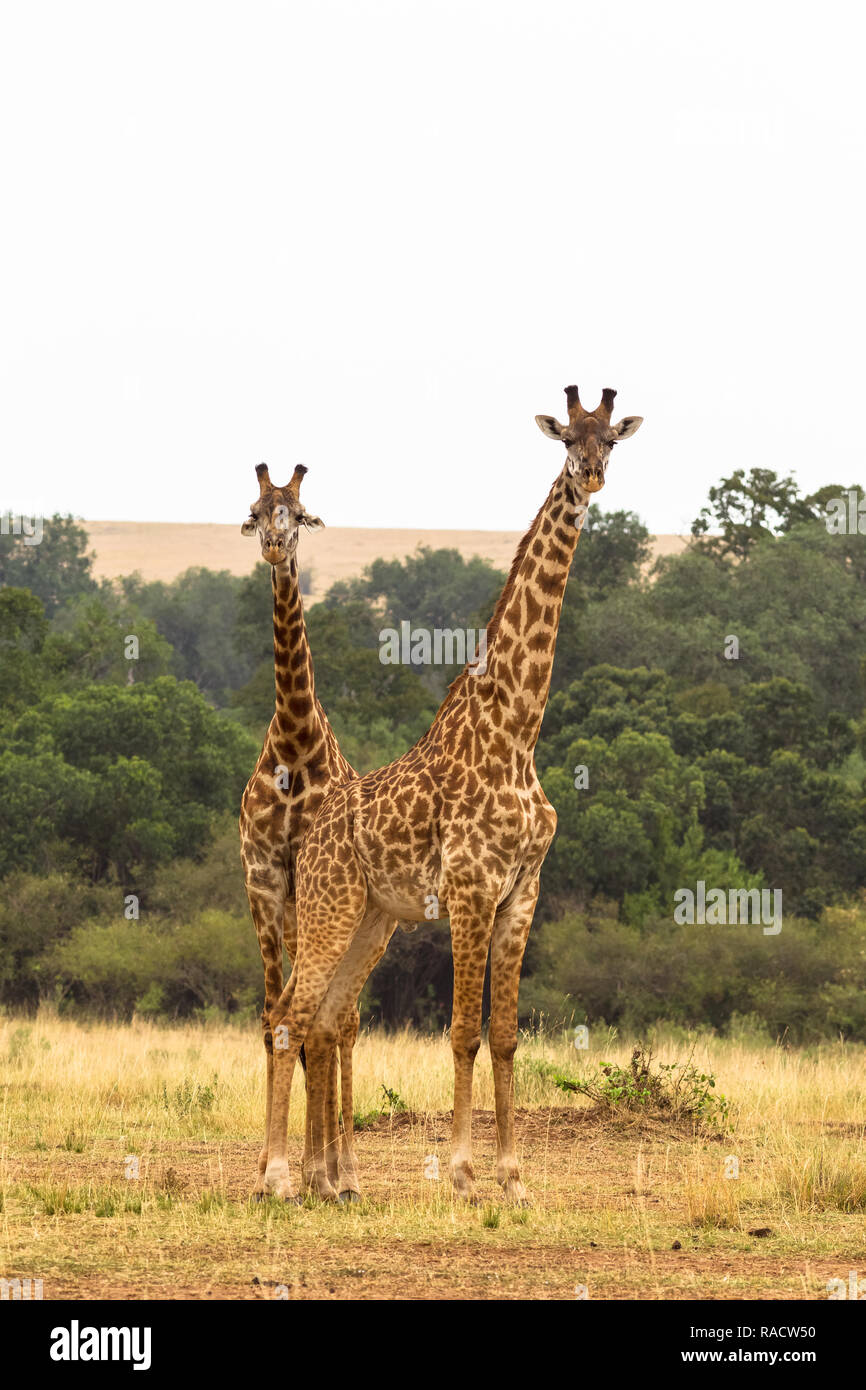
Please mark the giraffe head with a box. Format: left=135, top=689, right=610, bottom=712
left=240, top=464, right=324, bottom=565
left=535, top=386, right=643, bottom=492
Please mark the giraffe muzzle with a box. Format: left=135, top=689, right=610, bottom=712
left=581, top=468, right=605, bottom=493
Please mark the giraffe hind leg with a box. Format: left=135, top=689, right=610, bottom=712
left=265, top=833, right=368, bottom=1201
left=302, top=912, right=397, bottom=1201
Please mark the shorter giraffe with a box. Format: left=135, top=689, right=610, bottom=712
left=261, top=385, right=643, bottom=1203
left=239, top=463, right=376, bottom=1201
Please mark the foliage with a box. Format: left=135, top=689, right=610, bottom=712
left=0, top=588, right=49, bottom=715
left=0, top=679, right=257, bottom=881
left=45, top=594, right=174, bottom=688
left=120, top=567, right=257, bottom=706
left=0, top=513, right=97, bottom=618
left=50, top=909, right=260, bottom=1018
left=690, top=467, right=823, bottom=560
left=329, top=544, right=503, bottom=638
left=520, top=902, right=866, bottom=1043
left=552, top=1043, right=729, bottom=1125
left=2, top=472, right=866, bottom=1036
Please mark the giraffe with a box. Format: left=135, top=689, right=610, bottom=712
left=238, top=461, right=373, bottom=1202
left=260, top=385, right=643, bottom=1203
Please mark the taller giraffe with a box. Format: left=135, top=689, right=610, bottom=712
left=238, top=462, right=375, bottom=1201
left=261, top=385, right=644, bottom=1203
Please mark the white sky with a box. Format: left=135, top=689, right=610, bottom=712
left=1, top=1, right=863, bottom=535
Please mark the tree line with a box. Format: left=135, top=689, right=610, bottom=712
left=1, top=468, right=865, bottom=1039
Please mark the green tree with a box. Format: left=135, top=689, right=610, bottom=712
left=121, top=567, right=254, bottom=705
left=0, top=513, right=97, bottom=617
left=540, top=729, right=706, bottom=913
left=1, top=677, right=258, bottom=882
left=0, top=587, right=49, bottom=715
left=332, top=545, right=504, bottom=634
left=690, top=468, right=819, bottom=560
left=573, top=508, right=652, bottom=594
left=44, top=595, right=173, bottom=688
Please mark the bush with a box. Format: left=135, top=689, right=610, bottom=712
left=520, top=901, right=866, bottom=1042
left=50, top=909, right=260, bottom=1019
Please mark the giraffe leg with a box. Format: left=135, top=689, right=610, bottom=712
left=263, top=1028, right=304, bottom=1202
left=302, top=910, right=396, bottom=1200
left=282, top=904, right=339, bottom=1198
left=489, top=872, right=540, bottom=1205
left=337, top=1006, right=362, bottom=1201
left=244, top=881, right=285, bottom=1198
left=264, top=864, right=368, bottom=1199
left=324, top=1043, right=341, bottom=1190
left=282, top=903, right=319, bottom=1186
left=448, top=898, right=498, bottom=1203
left=304, top=1007, right=361, bottom=1202
left=300, top=1035, right=340, bottom=1201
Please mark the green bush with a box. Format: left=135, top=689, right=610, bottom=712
left=520, top=902, right=866, bottom=1042
left=50, top=909, right=260, bottom=1019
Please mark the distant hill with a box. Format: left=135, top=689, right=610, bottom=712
left=83, top=520, right=690, bottom=605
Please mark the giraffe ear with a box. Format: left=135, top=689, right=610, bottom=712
left=612, top=415, right=643, bottom=440
left=300, top=512, right=324, bottom=532
left=240, top=517, right=257, bottom=536
left=535, top=414, right=564, bottom=440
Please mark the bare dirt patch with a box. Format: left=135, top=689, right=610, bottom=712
left=6, top=1106, right=862, bottom=1300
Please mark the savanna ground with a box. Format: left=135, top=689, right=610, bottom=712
left=1, top=1016, right=864, bottom=1301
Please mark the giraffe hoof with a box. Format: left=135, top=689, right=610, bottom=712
left=338, top=1189, right=362, bottom=1205
left=500, top=1180, right=531, bottom=1207
left=285, top=1193, right=305, bottom=1205
left=252, top=1192, right=265, bottom=1203
left=302, top=1175, right=340, bottom=1202
left=452, top=1189, right=480, bottom=1206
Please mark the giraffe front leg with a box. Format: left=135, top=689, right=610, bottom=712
left=255, top=1024, right=275, bottom=1198
left=262, top=965, right=303, bottom=1201
left=448, top=900, right=498, bottom=1203
left=489, top=873, right=540, bottom=1206
left=263, top=1035, right=303, bottom=1202
left=245, top=883, right=285, bottom=1199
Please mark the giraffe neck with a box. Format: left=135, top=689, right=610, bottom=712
left=270, top=556, right=319, bottom=743
left=446, top=469, right=588, bottom=753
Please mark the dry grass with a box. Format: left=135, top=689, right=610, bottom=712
left=82, top=520, right=689, bottom=604
left=1, top=1014, right=865, bottom=1300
